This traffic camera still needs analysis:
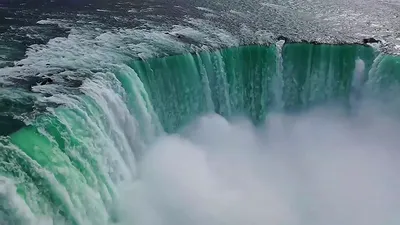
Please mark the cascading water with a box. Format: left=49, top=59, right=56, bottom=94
left=2, top=0, right=400, bottom=224
left=2, top=42, right=400, bottom=225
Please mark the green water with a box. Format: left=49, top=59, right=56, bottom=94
left=1, top=43, right=400, bottom=225
left=131, top=44, right=378, bottom=131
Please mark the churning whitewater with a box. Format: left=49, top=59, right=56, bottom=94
left=2, top=0, right=400, bottom=224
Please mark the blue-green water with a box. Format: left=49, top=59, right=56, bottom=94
left=1, top=42, right=400, bottom=225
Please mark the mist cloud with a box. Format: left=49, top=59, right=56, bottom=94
left=118, top=101, right=400, bottom=225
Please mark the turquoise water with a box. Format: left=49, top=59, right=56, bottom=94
left=1, top=43, right=400, bottom=225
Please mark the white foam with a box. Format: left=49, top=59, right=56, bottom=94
left=36, top=19, right=71, bottom=29
left=196, top=7, right=216, bottom=13
left=3, top=16, right=238, bottom=86
left=0, top=177, right=37, bottom=225
left=96, top=9, right=111, bottom=12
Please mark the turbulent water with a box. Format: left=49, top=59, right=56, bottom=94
left=1, top=0, right=400, bottom=225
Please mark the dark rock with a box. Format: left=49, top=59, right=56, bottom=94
left=363, top=37, right=380, bottom=44
left=40, top=77, right=54, bottom=85
left=277, top=35, right=290, bottom=42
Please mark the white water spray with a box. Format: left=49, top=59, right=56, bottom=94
left=352, top=58, right=366, bottom=89
left=116, top=100, right=400, bottom=225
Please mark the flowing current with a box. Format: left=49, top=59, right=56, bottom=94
left=1, top=1, right=400, bottom=225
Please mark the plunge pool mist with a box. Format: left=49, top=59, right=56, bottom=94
left=114, top=99, right=400, bottom=225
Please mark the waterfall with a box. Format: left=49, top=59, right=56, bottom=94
left=1, top=43, right=400, bottom=225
